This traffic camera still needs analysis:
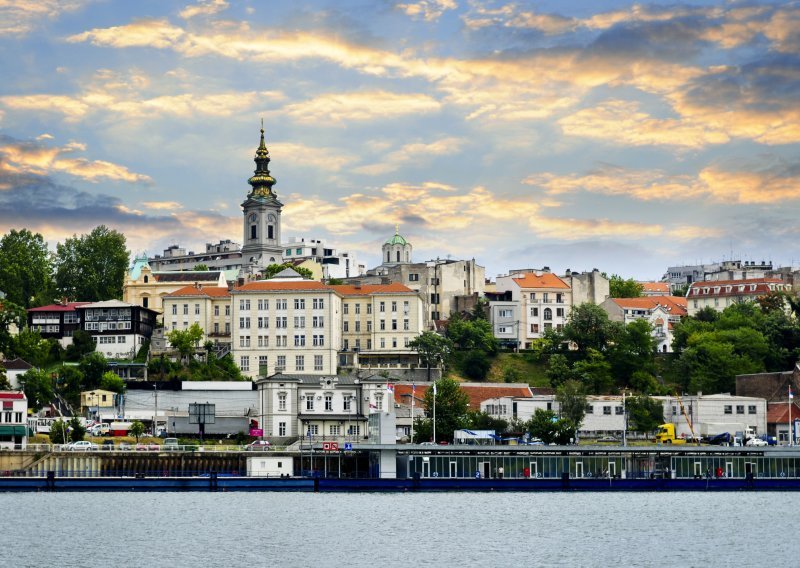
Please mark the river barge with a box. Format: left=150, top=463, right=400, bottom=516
left=2, top=444, right=800, bottom=492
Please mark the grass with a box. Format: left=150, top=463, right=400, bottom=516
left=486, top=352, right=550, bottom=387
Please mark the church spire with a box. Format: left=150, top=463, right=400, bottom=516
left=247, top=120, right=277, bottom=198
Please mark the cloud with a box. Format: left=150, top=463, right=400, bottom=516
left=179, top=0, right=228, bottom=20
left=396, top=0, right=457, bottom=23
left=281, top=91, right=441, bottom=124
left=142, top=201, right=183, bottom=210
left=0, top=0, right=90, bottom=36
left=269, top=142, right=358, bottom=173
left=0, top=136, right=151, bottom=184
left=353, top=137, right=465, bottom=175
left=524, top=158, right=800, bottom=205
left=558, top=100, right=730, bottom=148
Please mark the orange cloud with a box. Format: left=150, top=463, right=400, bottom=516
left=179, top=0, right=228, bottom=20
left=396, top=0, right=457, bottom=22
left=281, top=91, right=441, bottom=124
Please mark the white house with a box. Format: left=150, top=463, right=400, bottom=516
left=0, top=391, right=28, bottom=449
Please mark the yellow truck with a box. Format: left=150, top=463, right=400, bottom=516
left=655, top=423, right=687, bottom=444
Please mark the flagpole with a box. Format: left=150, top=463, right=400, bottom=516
left=790, top=384, right=793, bottom=447
left=411, top=384, right=415, bottom=444
left=433, top=382, right=437, bottom=444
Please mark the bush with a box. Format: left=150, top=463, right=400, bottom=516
left=461, top=350, right=491, bottom=381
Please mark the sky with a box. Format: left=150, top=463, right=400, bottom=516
left=1, top=0, right=799, bottom=281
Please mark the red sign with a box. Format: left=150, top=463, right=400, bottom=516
left=322, top=442, right=339, bottom=451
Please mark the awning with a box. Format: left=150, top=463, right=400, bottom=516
left=0, top=426, right=27, bottom=436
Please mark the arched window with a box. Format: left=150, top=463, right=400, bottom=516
left=268, top=225, right=274, bottom=239
left=387, top=251, right=390, bottom=262
left=544, top=308, right=552, bottom=320
left=396, top=250, right=400, bottom=262
left=405, top=251, right=409, bottom=262
left=250, top=224, right=257, bottom=239
left=143, top=275, right=149, bottom=283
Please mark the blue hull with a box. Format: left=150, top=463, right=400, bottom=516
left=2, top=476, right=800, bottom=492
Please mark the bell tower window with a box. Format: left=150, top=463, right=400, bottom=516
left=268, top=225, right=274, bottom=239
left=396, top=250, right=400, bottom=262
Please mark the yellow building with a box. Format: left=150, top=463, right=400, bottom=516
left=162, top=285, right=232, bottom=346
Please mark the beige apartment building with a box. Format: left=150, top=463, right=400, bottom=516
left=162, top=285, right=233, bottom=345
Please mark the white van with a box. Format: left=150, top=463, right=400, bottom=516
left=90, top=423, right=110, bottom=436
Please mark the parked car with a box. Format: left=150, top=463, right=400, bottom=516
left=101, top=439, right=115, bottom=451
left=67, top=441, right=98, bottom=451
left=135, top=443, right=159, bottom=451
left=163, top=438, right=180, bottom=451
left=746, top=437, right=768, bottom=447
left=89, top=423, right=110, bottom=437
left=118, top=442, right=132, bottom=451
left=245, top=440, right=271, bottom=451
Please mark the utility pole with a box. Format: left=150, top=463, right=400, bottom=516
left=153, top=383, right=158, bottom=437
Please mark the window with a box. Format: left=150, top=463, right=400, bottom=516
left=748, top=405, right=757, bottom=415
left=313, top=298, right=324, bottom=309
left=240, top=299, right=251, bottom=311
left=276, top=355, right=286, bottom=370
left=258, top=335, right=268, bottom=347
left=724, top=405, right=732, bottom=414
left=214, top=305, right=219, bottom=316
left=367, top=321, right=372, bottom=332
left=313, top=316, right=324, bottom=328
left=294, top=299, right=305, bottom=310
left=531, top=323, right=539, bottom=333
left=278, top=422, right=286, bottom=436
left=603, top=406, right=611, bottom=415
left=330, top=425, right=340, bottom=436
left=380, top=302, right=385, bottom=312
left=391, top=301, right=397, bottom=312
left=556, top=293, right=563, bottom=303
left=240, top=356, right=250, bottom=372
left=375, top=393, right=384, bottom=411
left=380, top=338, right=385, bottom=348
left=343, top=339, right=349, bottom=350
left=294, top=335, right=306, bottom=347
left=344, top=396, right=352, bottom=411
left=294, top=316, right=306, bottom=328
left=195, top=304, right=200, bottom=315
left=380, top=320, right=386, bottom=331
left=392, top=338, right=397, bottom=348
left=530, top=293, right=536, bottom=301
left=296, top=355, right=304, bottom=371
left=615, top=406, right=624, bottom=415
left=325, top=394, right=333, bottom=411
left=392, top=319, right=397, bottom=330
left=355, top=303, right=360, bottom=314
left=403, top=301, right=409, bottom=314
left=276, top=299, right=287, bottom=310
left=367, top=304, right=372, bottom=315
left=531, top=307, right=538, bottom=317
left=403, top=319, right=409, bottom=331
left=347, top=425, right=360, bottom=436
left=543, top=308, right=552, bottom=321
left=225, top=306, right=230, bottom=316
left=239, top=335, right=250, bottom=347
left=277, top=316, right=287, bottom=328
left=409, top=273, right=419, bottom=281
left=306, top=394, right=315, bottom=410
left=259, top=355, right=268, bottom=369
left=585, top=405, right=593, bottom=414
left=183, top=304, right=189, bottom=315
left=499, top=309, right=512, bottom=318
left=313, top=334, right=325, bottom=346
left=171, top=305, right=177, bottom=315
left=355, top=321, right=361, bottom=332
left=367, top=339, right=372, bottom=349
left=543, top=293, right=550, bottom=303
left=556, top=308, right=565, bottom=317
left=343, top=304, right=349, bottom=315
left=239, top=317, right=251, bottom=329
left=736, top=405, right=744, bottom=414
left=307, top=424, right=318, bottom=436
left=314, top=355, right=323, bottom=371
left=258, top=317, right=268, bottom=329
left=404, top=337, right=409, bottom=347
left=278, top=393, right=287, bottom=411
left=258, top=299, right=268, bottom=310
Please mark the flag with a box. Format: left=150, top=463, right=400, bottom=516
left=790, top=386, right=794, bottom=400
left=412, top=383, right=416, bottom=394
left=433, top=383, right=437, bottom=396
left=386, top=383, right=394, bottom=394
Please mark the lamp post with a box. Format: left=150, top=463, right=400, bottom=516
left=88, top=391, right=96, bottom=425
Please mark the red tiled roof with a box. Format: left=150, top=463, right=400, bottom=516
left=394, top=383, right=532, bottom=410
left=512, top=273, right=569, bottom=289
left=165, top=286, right=230, bottom=298
left=612, top=296, right=687, bottom=316
left=0, top=392, right=26, bottom=400
left=767, top=402, right=800, bottom=424
left=27, top=302, right=89, bottom=312
left=688, top=278, right=785, bottom=299
left=640, top=282, right=669, bottom=293
left=330, top=283, right=414, bottom=295
left=236, top=281, right=329, bottom=292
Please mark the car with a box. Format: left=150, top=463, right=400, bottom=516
left=598, top=436, right=620, bottom=443
left=89, top=424, right=110, bottom=437
left=118, top=442, right=133, bottom=451
left=163, top=438, right=180, bottom=451
left=746, top=437, right=768, bottom=447
left=245, top=440, right=271, bottom=451
left=419, top=441, right=435, bottom=446
left=101, top=439, right=115, bottom=451
left=135, top=443, right=159, bottom=451
left=67, top=441, right=98, bottom=451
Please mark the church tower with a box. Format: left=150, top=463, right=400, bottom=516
left=241, top=123, right=283, bottom=272
left=382, top=225, right=412, bottom=266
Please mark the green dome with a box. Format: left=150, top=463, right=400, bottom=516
left=385, top=233, right=407, bottom=246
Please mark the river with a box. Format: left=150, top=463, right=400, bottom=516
left=5, top=492, right=795, bottom=567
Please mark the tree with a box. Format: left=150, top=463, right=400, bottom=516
left=262, top=262, right=313, bottom=280
left=546, top=353, right=572, bottom=387
left=556, top=379, right=587, bottom=437
left=18, top=368, right=54, bottom=411
left=56, top=365, right=85, bottom=408
left=0, top=229, right=53, bottom=308
left=447, top=317, right=498, bottom=353
left=0, top=300, right=25, bottom=356
left=424, top=377, right=469, bottom=443
left=65, top=329, right=96, bottom=360
left=466, top=410, right=508, bottom=433
left=99, top=371, right=125, bottom=394
left=626, top=395, right=664, bottom=433
left=608, top=318, right=657, bottom=387
left=167, top=323, right=205, bottom=361
left=78, top=352, right=108, bottom=390
left=572, top=349, right=614, bottom=394
left=526, top=408, right=574, bottom=445
left=50, top=419, right=69, bottom=445
left=68, top=416, right=86, bottom=442
left=757, top=291, right=786, bottom=314
left=8, top=328, right=51, bottom=367
left=609, top=274, right=644, bottom=298
left=563, top=303, right=622, bottom=354
left=193, top=264, right=210, bottom=271
left=129, top=420, right=146, bottom=442
left=54, top=225, right=130, bottom=301
left=409, top=331, right=452, bottom=382
left=0, top=366, right=11, bottom=390
left=460, top=350, right=491, bottom=381
left=327, top=278, right=344, bottom=285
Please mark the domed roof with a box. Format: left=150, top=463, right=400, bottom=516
left=385, top=225, right=408, bottom=246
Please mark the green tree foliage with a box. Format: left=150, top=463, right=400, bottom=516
left=78, top=352, right=108, bottom=390
left=626, top=395, right=665, bottom=433
left=466, top=410, right=508, bottom=433
left=0, top=366, right=11, bottom=390
left=757, top=291, right=786, bottom=314
left=470, top=298, right=489, bottom=321
left=327, top=278, right=344, bottom=285
left=409, top=331, right=452, bottom=381
left=129, top=420, right=146, bottom=442
left=424, top=377, right=469, bottom=443
left=19, top=368, right=54, bottom=411
left=545, top=353, right=572, bottom=387
left=572, top=349, right=614, bottom=394
left=56, top=365, right=84, bottom=408
left=68, top=416, right=86, bottom=442
left=262, top=262, right=314, bottom=280
left=680, top=332, right=763, bottom=393
left=0, top=229, right=53, bottom=308
left=447, top=316, right=498, bottom=353
left=166, top=323, right=205, bottom=361
left=50, top=419, right=69, bottom=445
left=556, top=379, right=587, bottom=433
left=193, top=264, right=210, bottom=271
left=525, top=408, right=575, bottom=445
left=0, top=300, right=26, bottom=356
left=609, top=274, right=644, bottom=298
left=460, top=350, right=492, bottom=381
left=563, top=303, right=622, bottom=354
left=9, top=328, right=52, bottom=367
left=54, top=225, right=130, bottom=301
left=607, top=318, right=657, bottom=387
left=99, top=371, right=125, bottom=394
left=65, top=329, right=96, bottom=360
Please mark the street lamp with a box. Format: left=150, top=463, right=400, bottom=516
left=89, top=391, right=96, bottom=424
